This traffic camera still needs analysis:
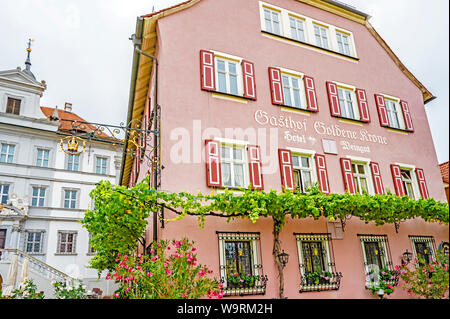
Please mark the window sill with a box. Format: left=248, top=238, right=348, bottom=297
left=223, top=286, right=266, bottom=297
left=261, top=30, right=360, bottom=62
left=337, top=117, right=367, bottom=125
left=299, top=283, right=340, bottom=293
left=386, top=127, right=412, bottom=134
left=279, top=104, right=316, bottom=115
left=210, top=91, right=254, bottom=103
left=54, top=253, right=78, bottom=256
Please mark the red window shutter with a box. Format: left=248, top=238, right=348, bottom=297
left=248, top=145, right=264, bottom=190
left=268, top=67, right=284, bottom=105
left=278, top=149, right=295, bottom=191
left=200, top=50, right=216, bottom=91
left=242, top=60, right=257, bottom=100
left=356, top=88, right=370, bottom=122
left=205, top=140, right=222, bottom=187
left=326, top=81, right=341, bottom=117
left=370, top=162, right=385, bottom=195
left=304, top=75, right=318, bottom=112
left=415, top=168, right=429, bottom=199
left=400, top=100, right=414, bottom=132
left=390, top=164, right=405, bottom=196
left=374, top=94, right=390, bottom=127
left=340, top=158, right=356, bottom=194
left=315, top=154, right=330, bottom=194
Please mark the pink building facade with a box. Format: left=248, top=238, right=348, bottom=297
left=121, top=0, right=449, bottom=299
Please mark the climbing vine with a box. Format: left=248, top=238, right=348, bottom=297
left=83, top=175, right=449, bottom=278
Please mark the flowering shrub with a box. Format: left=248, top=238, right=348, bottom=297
left=11, top=279, right=44, bottom=299
left=305, top=270, right=333, bottom=285
left=396, top=250, right=449, bottom=299
left=227, top=273, right=259, bottom=288
left=107, top=238, right=224, bottom=299
left=52, top=280, right=87, bottom=299
left=365, top=267, right=398, bottom=297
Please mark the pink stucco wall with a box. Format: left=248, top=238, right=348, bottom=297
left=137, top=0, right=449, bottom=299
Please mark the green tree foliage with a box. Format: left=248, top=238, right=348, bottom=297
left=396, top=249, right=449, bottom=299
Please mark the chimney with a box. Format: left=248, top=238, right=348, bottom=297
left=64, top=102, right=72, bottom=113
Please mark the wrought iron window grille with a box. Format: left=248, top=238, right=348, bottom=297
left=216, top=231, right=268, bottom=297
left=295, top=233, right=343, bottom=293
left=359, top=234, right=399, bottom=288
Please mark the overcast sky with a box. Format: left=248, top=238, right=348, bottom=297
left=0, top=0, right=448, bottom=163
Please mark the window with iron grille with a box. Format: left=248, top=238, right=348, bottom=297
left=6, top=97, right=21, bottom=115
left=295, top=233, right=342, bottom=292
left=57, top=231, right=77, bottom=254
left=410, top=236, right=436, bottom=266
left=359, top=234, right=397, bottom=287
left=217, top=232, right=267, bottom=296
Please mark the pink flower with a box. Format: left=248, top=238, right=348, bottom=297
left=181, top=293, right=186, bottom=298
left=114, top=293, right=119, bottom=298
left=147, top=272, right=153, bottom=277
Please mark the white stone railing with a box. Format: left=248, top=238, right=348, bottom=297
left=0, top=248, right=73, bottom=283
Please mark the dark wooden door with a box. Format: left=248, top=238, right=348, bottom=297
left=0, top=229, right=6, bottom=249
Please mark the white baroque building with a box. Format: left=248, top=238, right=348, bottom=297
left=0, top=46, right=122, bottom=297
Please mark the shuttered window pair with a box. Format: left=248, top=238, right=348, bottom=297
left=375, top=95, right=414, bottom=132
left=205, top=140, right=263, bottom=190
left=200, top=50, right=256, bottom=100
left=278, top=149, right=329, bottom=194
left=340, top=159, right=429, bottom=199
left=326, top=82, right=370, bottom=122
left=269, top=67, right=318, bottom=111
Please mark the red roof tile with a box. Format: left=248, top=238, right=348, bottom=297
left=440, top=161, right=449, bottom=184
left=40, top=106, right=113, bottom=140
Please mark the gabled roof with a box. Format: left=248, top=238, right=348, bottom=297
left=0, top=67, right=46, bottom=91
left=120, top=0, right=436, bottom=186
left=440, top=162, right=449, bottom=184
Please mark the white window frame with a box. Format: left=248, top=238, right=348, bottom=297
left=359, top=235, right=391, bottom=286
left=36, top=148, right=50, bottom=168
left=25, top=230, right=45, bottom=254
left=66, top=154, right=81, bottom=171
left=296, top=234, right=336, bottom=289
left=56, top=231, right=77, bottom=255
left=258, top=1, right=358, bottom=59
left=345, top=156, right=375, bottom=196
left=63, top=189, right=79, bottom=209
left=0, top=143, right=15, bottom=163
left=280, top=71, right=307, bottom=109
left=220, top=143, right=249, bottom=189
left=333, top=82, right=360, bottom=120
left=289, top=14, right=306, bottom=42
left=313, top=23, right=329, bottom=49
left=214, top=54, right=244, bottom=97
left=291, top=153, right=315, bottom=193
left=335, top=30, right=352, bottom=56
left=0, top=183, right=10, bottom=205
left=95, top=156, right=108, bottom=175
left=218, top=232, right=262, bottom=293
left=395, top=163, right=420, bottom=200
left=382, top=95, right=406, bottom=130
left=31, top=186, right=47, bottom=207
left=262, top=6, right=282, bottom=35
